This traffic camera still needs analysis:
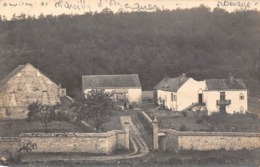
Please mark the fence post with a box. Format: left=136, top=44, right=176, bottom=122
left=152, top=117, right=159, bottom=151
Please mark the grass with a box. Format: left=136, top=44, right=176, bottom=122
left=158, top=116, right=211, bottom=131
left=0, top=120, right=88, bottom=137
left=157, top=112, right=260, bottom=132
left=101, top=116, right=122, bottom=132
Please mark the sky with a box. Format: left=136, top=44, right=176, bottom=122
left=0, top=0, right=259, bottom=19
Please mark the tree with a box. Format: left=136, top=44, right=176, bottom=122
left=73, top=89, right=116, bottom=131
left=27, top=101, right=60, bottom=133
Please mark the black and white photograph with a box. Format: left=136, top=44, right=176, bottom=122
left=0, top=0, right=259, bottom=166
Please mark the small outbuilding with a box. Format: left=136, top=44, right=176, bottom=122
left=82, top=74, right=142, bottom=108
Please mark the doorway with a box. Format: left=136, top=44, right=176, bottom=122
left=198, top=89, right=203, bottom=104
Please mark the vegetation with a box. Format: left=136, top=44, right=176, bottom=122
left=73, top=89, right=116, bottom=131
left=0, top=140, right=37, bottom=165
left=27, top=102, right=62, bottom=133
left=0, top=7, right=259, bottom=97
left=158, top=111, right=260, bottom=132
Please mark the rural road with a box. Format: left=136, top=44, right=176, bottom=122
left=21, top=116, right=149, bottom=163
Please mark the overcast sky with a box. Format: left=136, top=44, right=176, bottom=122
left=0, top=0, right=259, bottom=19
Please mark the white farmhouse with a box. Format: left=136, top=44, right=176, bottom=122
left=82, top=74, right=142, bottom=108
left=153, top=74, right=206, bottom=111
left=204, top=75, right=248, bottom=114
left=153, top=74, right=248, bottom=114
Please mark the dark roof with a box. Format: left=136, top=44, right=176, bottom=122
left=82, top=74, right=142, bottom=89
left=153, top=76, right=189, bottom=92
left=0, top=65, right=25, bottom=87
left=205, top=79, right=246, bottom=90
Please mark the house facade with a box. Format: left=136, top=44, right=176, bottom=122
left=154, top=74, right=248, bottom=114
left=204, top=76, right=248, bottom=114
left=153, top=74, right=206, bottom=111
left=82, top=74, right=142, bottom=108
left=0, top=63, right=62, bottom=120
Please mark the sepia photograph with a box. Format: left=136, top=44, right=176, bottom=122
left=0, top=0, right=260, bottom=166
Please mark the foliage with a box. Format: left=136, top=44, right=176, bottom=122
left=27, top=101, right=61, bottom=132
left=73, top=89, right=116, bottom=131
left=0, top=8, right=259, bottom=97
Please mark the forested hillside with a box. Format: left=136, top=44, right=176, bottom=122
left=0, top=6, right=260, bottom=96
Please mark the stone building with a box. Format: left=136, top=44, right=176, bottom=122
left=0, top=63, right=62, bottom=119
left=82, top=74, right=142, bottom=108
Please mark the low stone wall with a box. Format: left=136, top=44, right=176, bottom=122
left=19, top=130, right=126, bottom=155
left=0, top=137, right=20, bottom=153
left=158, top=129, right=260, bottom=152
left=178, top=131, right=260, bottom=151
left=0, top=117, right=130, bottom=155
left=17, top=117, right=130, bottom=155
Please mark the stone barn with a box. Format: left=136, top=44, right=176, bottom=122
left=82, top=74, right=142, bottom=108
left=0, top=63, right=62, bottom=120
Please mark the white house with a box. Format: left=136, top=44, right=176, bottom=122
left=154, top=74, right=248, bottom=114
left=153, top=74, right=206, bottom=111
left=204, top=75, right=248, bottom=114
left=82, top=74, right=142, bottom=108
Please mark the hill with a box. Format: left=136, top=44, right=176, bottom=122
left=0, top=7, right=259, bottom=96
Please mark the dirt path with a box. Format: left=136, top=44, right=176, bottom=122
left=21, top=117, right=149, bottom=163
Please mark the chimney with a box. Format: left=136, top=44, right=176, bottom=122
left=228, top=73, right=234, bottom=84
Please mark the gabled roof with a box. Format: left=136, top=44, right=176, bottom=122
left=0, top=65, right=25, bottom=87
left=82, top=74, right=142, bottom=89
left=153, top=75, right=189, bottom=92
left=0, top=63, right=59, bottom=89
left=205, top=79, right=247, bottom=90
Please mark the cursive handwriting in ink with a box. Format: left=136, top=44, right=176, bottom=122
left=2, top=2, right=33, bottom=7
left=217, top=0, right=251, bottom=10
left=55, top=0, right=86, bottom=10
left=124, top=3, right=160, bottom=11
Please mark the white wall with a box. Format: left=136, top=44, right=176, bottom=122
left=205, top=90, right=248, bottom=114
left=177, top=78, right=206, bottom=111
left=157, top=90, right=177, bottom=111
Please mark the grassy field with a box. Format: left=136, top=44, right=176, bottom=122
left=157, top=112, right=260, bottom=132
left=0, top=120, right=88, bottom=137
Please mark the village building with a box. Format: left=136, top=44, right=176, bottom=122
left=153, top=74, right=206, bottom=111
left=153, top=74, right=248, bottom=114
left=82, top=74, right=142, bottom=108
left=0, top=63, right=63, bottom=120
left=204, top=75, right=248, bottom=114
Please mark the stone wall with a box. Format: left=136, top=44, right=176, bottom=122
left=178, top=132, right=260, bottom=151
left=0, top=64, right=61, bottom=120
left=0, top=137, right=20, bottom=153
left=19, top=131, right=126, bottom=155
left=158, top=128, right=260, bottom=152
left=16, top=117, right=130, bottom=155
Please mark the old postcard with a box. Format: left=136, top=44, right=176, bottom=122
left=0, top=0, right=259, bottom=166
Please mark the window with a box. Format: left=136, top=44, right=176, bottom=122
left=220, top=92, right=225, bottom=100
left=171, top=94, right=176, bottom=101
left=239, top=93, right=244, bottom=100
